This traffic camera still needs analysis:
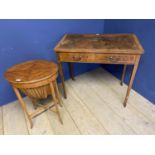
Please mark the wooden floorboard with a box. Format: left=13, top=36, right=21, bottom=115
left=46, top=107, right=80, bottom=135
left=67, top=81, right=135, bottom=134
left=63, top=85, right=108, bottom=134
left=3, top=100, right=28, bottom=135
left=44, top=97, right=80, bottom=135
left=0, top=107, right=3, bottom=134
left=98, top=68, right=155, bottom=123
left=82, top=69, right=155, bottom=134
left=91, top=68, right=155, bottom=122
left=23, top=97, right=54, bottom=135
left=2, top=67, right=155, bottom=135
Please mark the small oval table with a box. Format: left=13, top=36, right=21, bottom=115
left=4, top=60, right=63, bottom=128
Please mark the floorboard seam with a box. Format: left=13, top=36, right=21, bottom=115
left=96, top=69, right=155, bottom=124
left=62, top=103, right=82, bottom=134
left=22, top=99, right=32, bottom=135
left=45, top=111, right=61, bottom=135
left=68, top=82, right=110, bottom=134
left=92, top=68, right=155, bottom=133
left=82, top=79, right=136, bottom=134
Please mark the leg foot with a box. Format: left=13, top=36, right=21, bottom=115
left=50, top=82, right=63, bottom=124
left=120, top=82, right=123, bottom=86
left=123, top=98, right=128, bottom=107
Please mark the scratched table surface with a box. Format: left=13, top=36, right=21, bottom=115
left=55, top=34, right=143, bottom=54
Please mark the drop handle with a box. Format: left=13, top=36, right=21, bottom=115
left=109, top=56, right=113, bottom=59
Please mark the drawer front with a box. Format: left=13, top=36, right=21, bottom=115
left=58, top=53, right=136, bottom=64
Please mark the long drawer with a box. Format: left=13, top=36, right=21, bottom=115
left=58, top=52, right=136, bottom=64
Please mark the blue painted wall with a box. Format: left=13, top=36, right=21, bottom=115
left=104, top=19, right=155, bottom=104
left=0, top=19, right=104, bottom=106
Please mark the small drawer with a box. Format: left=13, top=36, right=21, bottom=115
left=103, top=55, right=135, bottom=63
left=58, top=53, right=136, bottom=64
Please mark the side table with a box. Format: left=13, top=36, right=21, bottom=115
left=4, top=60, right=63, bottom=128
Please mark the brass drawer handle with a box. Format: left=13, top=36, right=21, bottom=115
left=72, top=56, right=82, bottom=61
left=108, top=56, right=118, bottom=62
left=109, top=56, right=113, bottom=60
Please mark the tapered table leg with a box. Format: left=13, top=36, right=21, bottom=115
left=68, top=63, right=75, bottom=80
left=54, top=81, right=63, bottom=107
left=123, top=56, right=141, bottom=107
left=58, top=62, right=67, bottom=99
left=120, top=65, right=127, bottom=86
left=13, top=87, right=33, bottom=128
left=50, top=82, right=63, bottom=124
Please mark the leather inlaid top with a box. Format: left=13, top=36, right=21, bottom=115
left=4, top=60, right=58, bottom=84
left=55, top=34, right=144, bottom=54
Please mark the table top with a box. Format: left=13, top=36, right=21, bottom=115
left=55, top=34, right=144, bottom=54
left=4, top=60, right=58, bottom=84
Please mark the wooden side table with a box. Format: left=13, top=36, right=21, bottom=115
left=54, top=34, right=144, bottom=107
left=4, top=60, right=63, bottom=128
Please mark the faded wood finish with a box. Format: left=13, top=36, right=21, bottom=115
left=55, top=34, right=144, bottom=106
left=96, top=68, right=155, bottom=124
left=1, top=68, right=155, bottom=135
left=84, top=69, right=155, bottom=134
left=46, top=107, right=80, bottom=135
left=45, top=97, right=80, bottom=134
left=23, top=97, right=54, bottom=135
left=4, top=60, right=62, bottom=128
left=63, top=85, right=108, bottom=134
left=67, top=79, right=135, bottom=134
left=55, top=34, right=143, bottom=54
left=3, top=101, right=28, bottom=135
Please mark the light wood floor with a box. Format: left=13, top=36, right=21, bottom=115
left=0, top=68, right=155, bottom=135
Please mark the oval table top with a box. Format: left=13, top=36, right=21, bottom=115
left=4, top=60, right=58, bottom=84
